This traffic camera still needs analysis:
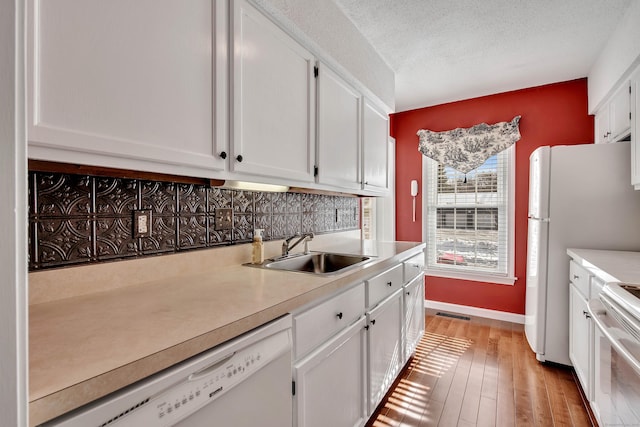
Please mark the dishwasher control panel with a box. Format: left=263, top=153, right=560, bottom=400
left=153, top=348, right=266, bottom=424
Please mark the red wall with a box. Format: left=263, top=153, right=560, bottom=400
left=391, top=79, right=594, bottom=314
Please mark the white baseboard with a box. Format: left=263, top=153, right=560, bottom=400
left=424, top=300, right=525, bottom=324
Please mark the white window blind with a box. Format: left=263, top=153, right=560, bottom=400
left=423, top=146, right=515, bottom=284
left=361, top=197, right=376, bottom=240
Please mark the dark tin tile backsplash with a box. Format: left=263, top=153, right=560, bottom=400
left=28, top=171, right=360, bottom=270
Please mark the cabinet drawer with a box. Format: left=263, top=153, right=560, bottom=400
left=294, top=282, right=365, bottom=359
left=569, top=260, right=591, bottom=298
left=366, top=264, right=403, bottom=308
left=403, top=252, right=425, bottom=283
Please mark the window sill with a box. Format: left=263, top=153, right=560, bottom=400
left=424, top=268, right=517, bottom=286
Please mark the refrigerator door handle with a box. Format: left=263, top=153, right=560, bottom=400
left=527, top=215, right=550, bottom=222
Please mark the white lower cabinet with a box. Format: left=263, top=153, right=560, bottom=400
left=366, top=263, right=403, bottom=308
left=293, top=317, right=367, bottom=427
left=569, top=283, right=592, bottom=400
left=291, top=251, right=425, bottom=426
left=293, top=283, right=365, bottom=360
left=403, top=274, right=425, bottom=362
left=568, top=255, right=595, bottom=405
left=366, top=289, right=403, bottom=414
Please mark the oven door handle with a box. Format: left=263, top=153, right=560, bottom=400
left=588, top=298, right=640, bottom=376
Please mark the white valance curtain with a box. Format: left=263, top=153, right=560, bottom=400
left=417, top=115, right=521, bottom=174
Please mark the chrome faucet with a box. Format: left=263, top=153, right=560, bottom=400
left=282, top=233, right=314, bottom=256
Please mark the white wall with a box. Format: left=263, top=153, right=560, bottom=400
left=256, top=0, right=395, bottom=111
left=588, top=1, right=640, bottom=113
left=0, top=0, right=28, bottom=425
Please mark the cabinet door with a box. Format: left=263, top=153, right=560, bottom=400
left=631, top=67, right=640, bottom=189
left=595, top=109, right=611, bottom=144
left=294, top=317, right=367, bottom=427
left=610, top=82, right=631, bottom=141
left=317, top=63, right=361, bottom=190
left=28, top=0, right=227, bottom=175
left=569, top=284, right=592, bottom=400
left=367, top=290, right=403, bottom=414
left=231, top=0, right=315, bottom=183
left=362, top=99, right=389, bottom=193
left=404, top=274, right=425, bottom=363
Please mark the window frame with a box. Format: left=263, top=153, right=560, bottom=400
left=421, top=146, right=516, bottom=285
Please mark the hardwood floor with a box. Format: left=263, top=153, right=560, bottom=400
left=366, top=310, right=594, bottom=427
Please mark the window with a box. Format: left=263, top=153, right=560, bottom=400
left=422, top=146, right=515, bottom=285
left=361, top=197, right=376, bottom=240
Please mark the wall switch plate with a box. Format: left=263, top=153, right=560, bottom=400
left=214, top=208, right=233, bottom=231
left=133, top=210, right=152, bottom=238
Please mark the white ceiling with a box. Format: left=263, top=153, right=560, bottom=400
left=333, top=0, right=632, bottom=112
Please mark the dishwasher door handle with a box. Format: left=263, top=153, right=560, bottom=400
left=188, top=352, right=235, bottom=381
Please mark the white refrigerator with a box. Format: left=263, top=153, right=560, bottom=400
left=525, top=142, right=640, bottom=365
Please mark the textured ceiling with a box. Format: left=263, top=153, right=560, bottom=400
left=333, top=0, right=632, bottom=112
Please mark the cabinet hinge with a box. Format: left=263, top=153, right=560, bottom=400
left=630, top=85, right=632, bottom=94
left=314, top=66, right=319, bottom=78
left=314, top=165, right=319, bottom=177
left=292, top=380, right=296, bottom=396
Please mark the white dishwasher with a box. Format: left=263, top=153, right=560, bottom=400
left=42, top=315, right=292, bottom=427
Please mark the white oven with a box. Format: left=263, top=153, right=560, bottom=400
left=588, top=283, right=640, bottom=426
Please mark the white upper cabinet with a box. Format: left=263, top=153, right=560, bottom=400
left=595, top=112, right=610, bottom=144
left=27, top=0, right=392, bottom=195
left=596, top=81, right=631, bottom=144
left=631, top=66, right=640, bottom=189
left=362, top=99, right=390, bottom=194
left=610, top=83, right=632, bottom=141
left=231, top=0, right=316, bottom=183
left=27, top=0, right=228, bottom=176
left=316, top=63, right=361, bottom=190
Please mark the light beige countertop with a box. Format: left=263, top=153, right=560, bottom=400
left=567, top=248, right=640, bottom=284
left=29, top=234, right=425, bottom=426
